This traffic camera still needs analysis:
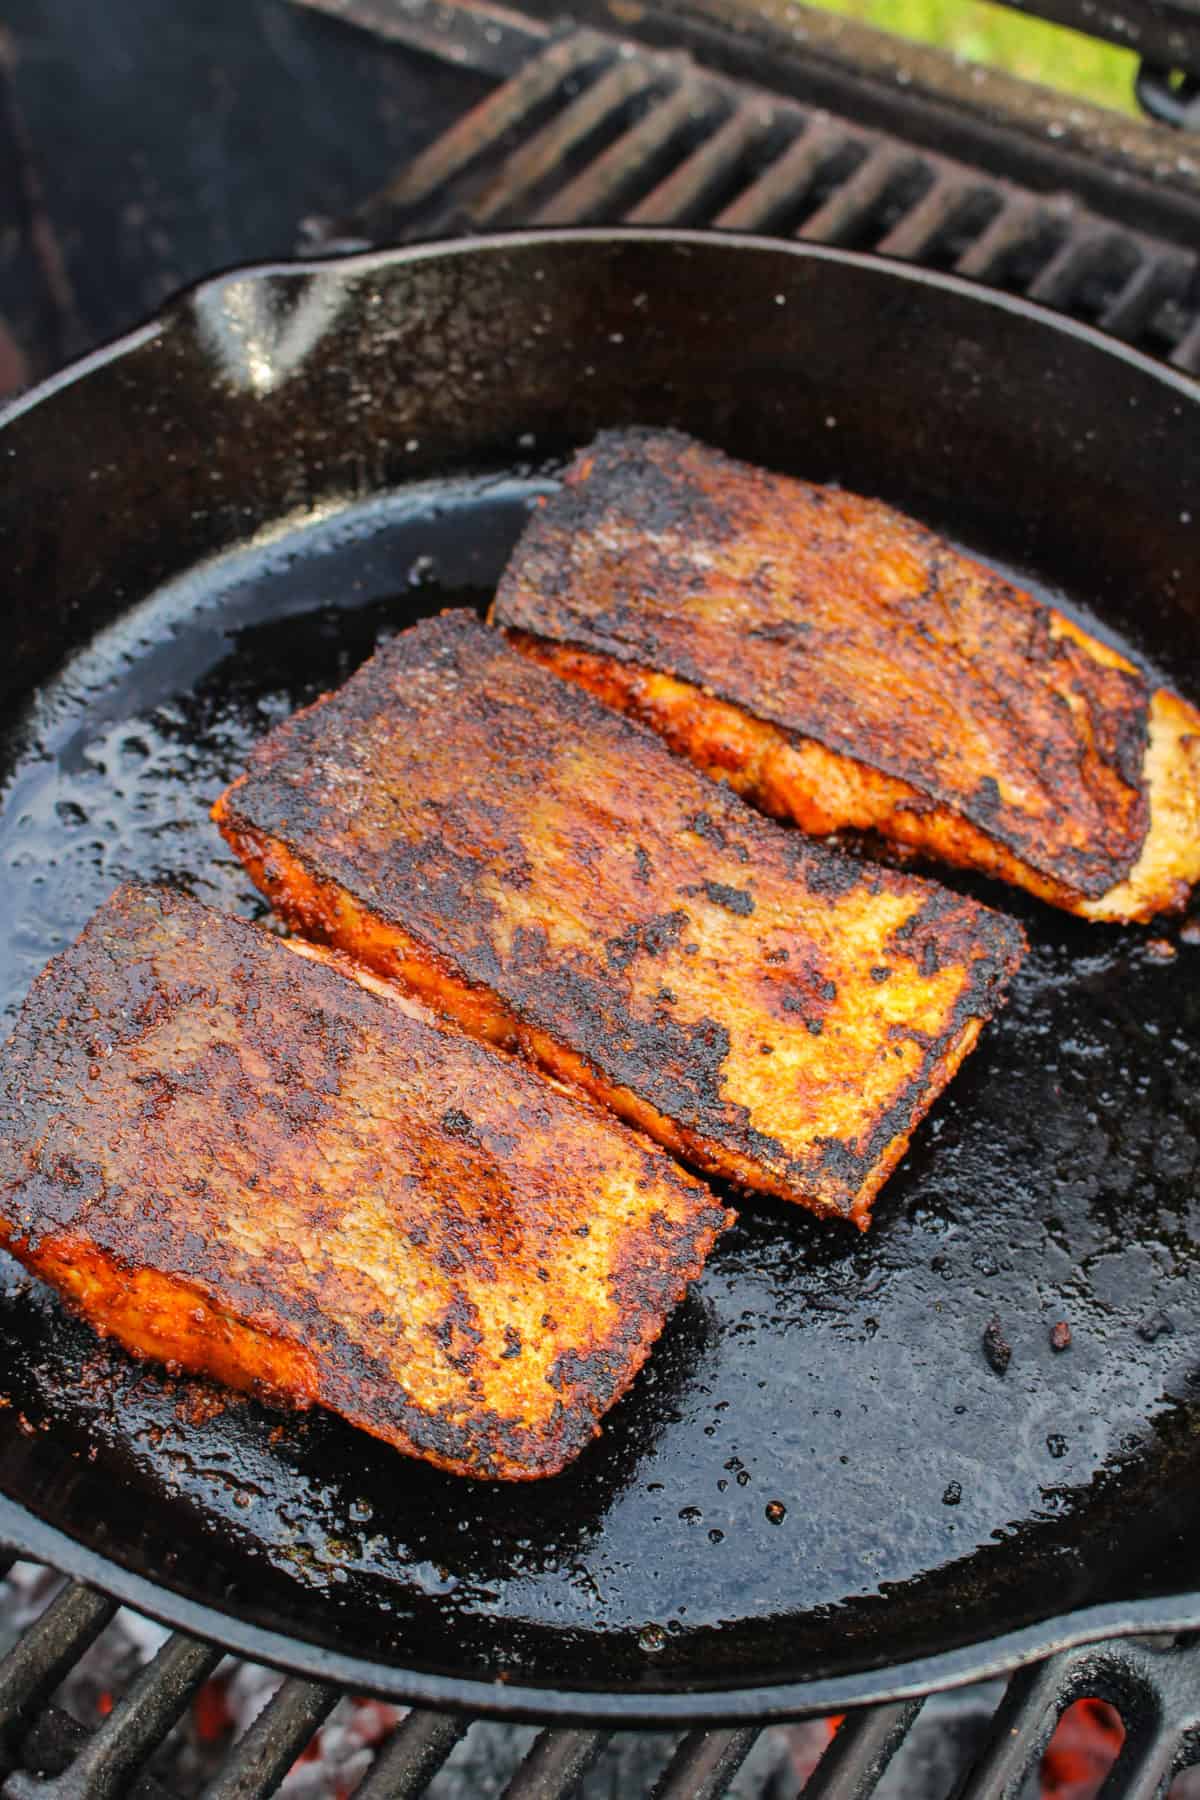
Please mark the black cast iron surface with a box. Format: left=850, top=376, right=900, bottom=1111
left=0, top=234, right=1198, bottom=1723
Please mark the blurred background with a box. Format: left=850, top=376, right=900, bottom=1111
left=814, top=0, right=1135, bottom=111
left=2, top=0, right=1194, bottom=406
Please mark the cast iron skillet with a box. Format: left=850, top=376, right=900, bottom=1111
left=0, top=231, right=1198, bottom=1725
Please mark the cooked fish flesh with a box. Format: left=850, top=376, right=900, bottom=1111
left=0, top=883, right=729, bottom=1479
left=215, top=611, right=1024, bottom=1227
left=491, top=428, right=1200, bottom=923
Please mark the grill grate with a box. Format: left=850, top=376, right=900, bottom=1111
left=315, top=24, right=1200, bottom=374
left=3, top=1559, right=1200, bottom=1796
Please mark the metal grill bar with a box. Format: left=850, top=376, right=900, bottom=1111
left=4, top=1630, right=223, bottom=1800
left=956, top=1653, right=1098, bottom=1799
left=874, top=174, right=981, bottom=259
left=1107, top=1735, right=1184, bottom=1800
left=1099, top=250, right=1193, bottom=338
left=352, top=1707, right=469, bottom=1797
left=1170, top=312, right=1200, bottom=374
left=532, top=75, right=721, bottom=225
left=793, top=141, right=928, bottom=244
left=1026, top=227, right=1126, bottom=307
left=2, top=1567, right=1200, bottom=1797
left=295, top=0, right=1200, bottom=98
left=804, top=1699, right=924, bottom=1799
left=349, top=29, right=614, bottom=225
left=200, top=1677, right=341, bottom=1800
left=0, top=1584, right=118, bottom=1758
left=291, top=0, right=547, bottom=79
left=626, top=99, right=774, bottom=224
left=712, top=118, right=854, bottom=231
left=651, top=1726, right=761, bottom=1799
left=957, top=1639, right=1200, bottom=1799
left=952, top=192, right=1066, bottom=281
left=1105, top=1639, right=1200, bottom=1797
left=502, top=1726, right=612, bottom=1797
left=468, top=54, right=666, bottom=224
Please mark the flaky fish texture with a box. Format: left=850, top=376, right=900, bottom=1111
left=491, top=428, right=1200, bottom=923
left=0, top=883, right=729, bottom=1479
left=215, top=611, right=1025, bottom=1227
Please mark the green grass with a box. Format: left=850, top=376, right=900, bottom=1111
left=807, top=0, right=1139, bottom=114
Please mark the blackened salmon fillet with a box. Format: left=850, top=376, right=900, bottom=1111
left=215, top=611, right=1024, bottom=1227
left=491, top=428, right=1200, bottom=923
left=0, top=883, right=729, bottom=1479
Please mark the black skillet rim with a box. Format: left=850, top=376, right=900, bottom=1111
left=1, top=228, right=1198, bottom=1725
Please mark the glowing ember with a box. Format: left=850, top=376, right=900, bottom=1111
left=1042, top=1699, right=1124, bottom=1799
left=191, top=1677, right=234, bottom=1746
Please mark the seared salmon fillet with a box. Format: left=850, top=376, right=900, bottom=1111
left=491, top=428, right=1200, bottom=923
left=0, top=883, right=729, bottom=1479
left=214, top=612, right=1024, bottom=1226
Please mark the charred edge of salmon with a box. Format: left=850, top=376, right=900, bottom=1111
left=504, top=632, right=1200, bottom=925
left=0, top=1216, right=733, bottom=1478
left=1081, top=686, right=1200, bottom=922
left=838, top=1014, right=986, bottom=1229
left=0, top=1219, right=321, bottom=1409
left=214, top=793, right=910, bottom=1224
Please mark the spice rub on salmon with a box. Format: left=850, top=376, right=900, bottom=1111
left=215, top=611, right=1025, bottom=1226
left=0, top=883, right=729, bottom=1480
left=491, top=428, right=1200, bottom=924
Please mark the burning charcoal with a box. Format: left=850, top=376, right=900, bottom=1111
left=1050, top=1321, right=1072, bottom=1352
left=1040, top=1697, right=1123, bottom=1797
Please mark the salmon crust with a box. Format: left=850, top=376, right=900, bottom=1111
left=0, top=883, right=730, bottom=1479
left=491, top=428, right=1200, bottom=923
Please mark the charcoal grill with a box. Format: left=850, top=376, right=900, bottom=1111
left=2, top=2, right=1200, bottom=1795
left=6, top=1552, right=1200, bottom=1794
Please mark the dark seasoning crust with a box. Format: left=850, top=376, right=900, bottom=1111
left=216, top=610, right=1025, bottom=1224
left=0, top=885, right=729, bottom=1480
left=492, top=427, right=1153, bottom=900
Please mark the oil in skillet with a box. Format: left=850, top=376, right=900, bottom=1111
left=0, top=477, right=551, bottom=1024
